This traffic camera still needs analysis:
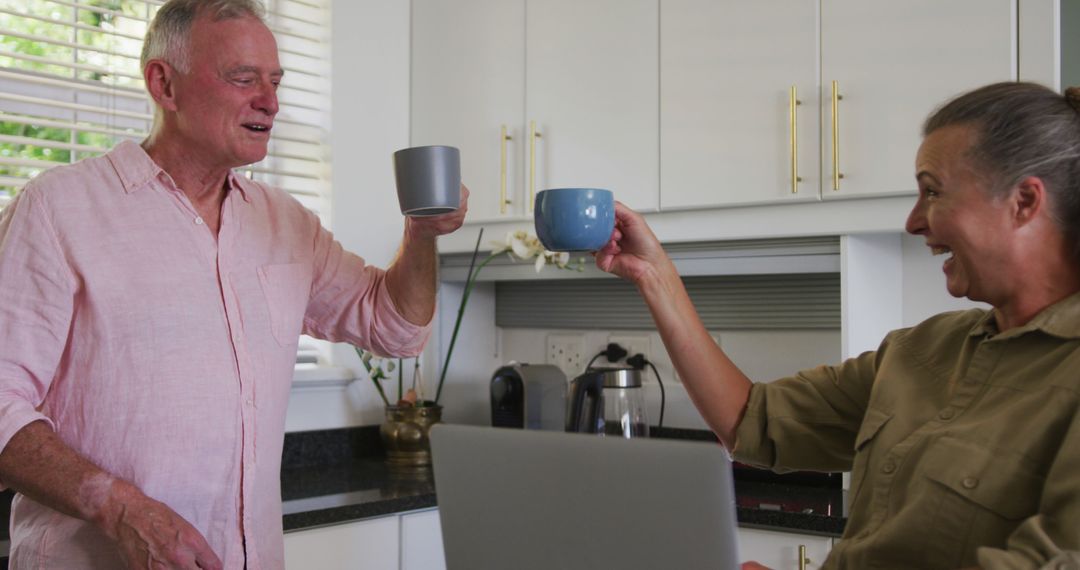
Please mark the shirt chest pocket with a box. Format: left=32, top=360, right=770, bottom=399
left=922, top=436, right=1044, bottom=522
left=257, top=263, right=313, bottom=348
left=849, top=407, right=893, bottom=506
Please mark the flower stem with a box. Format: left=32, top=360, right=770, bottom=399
left=435, top=252, right=499, bottom=404
left=355, top=346, right=390, bottom=407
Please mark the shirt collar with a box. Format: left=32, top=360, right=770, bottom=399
left=968, top=290, right=1080, bottom=340
left=105, top=140, right=250, bottom=203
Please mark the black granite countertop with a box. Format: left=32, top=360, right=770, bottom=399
left=280, top=459, right=845, bottom=536
left=0, top=424, right=847, bottom=564
left=281, top=458, right=436, bottom=531
left=280, top=425, right=847, bottom=538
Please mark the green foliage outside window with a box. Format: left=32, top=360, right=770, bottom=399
left=0, top=0, right=154, bottom=202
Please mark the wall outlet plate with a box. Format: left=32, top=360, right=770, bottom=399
left=608, top=334, right=650, bottom=365
left=546, top=333, right=585, bottom=377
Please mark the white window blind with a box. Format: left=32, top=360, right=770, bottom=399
left=0, top=0, right=332, bottom=220
left=0, top=0, right=335, bottom=370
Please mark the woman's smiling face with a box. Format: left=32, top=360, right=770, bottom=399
left=905, top=124, right=1018, bottom=304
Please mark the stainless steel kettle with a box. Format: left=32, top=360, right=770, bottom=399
left=565, top=367, right=649, bottom=438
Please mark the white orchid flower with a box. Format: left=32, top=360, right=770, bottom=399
left=509, top=233, right=532, bottom=260
left=534, top=253, right=546, bottom=273
left=550, top=251, right=570, bottom=267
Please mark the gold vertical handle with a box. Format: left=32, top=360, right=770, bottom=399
left=799, top=545, right=809, bottom=570
left=529, top=120, right=541, bottom=213
left=831, top=80, right=844, bottom=191
left=789, top=85, right=802, bottom=194
left=500, top=125, right=512, bottom=214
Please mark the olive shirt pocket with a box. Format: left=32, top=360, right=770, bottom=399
left=921, top=437, right=1045, bottom=562
left=848, top=407, right=893, bottom=509
left=257, top=263, right=313, bottom=347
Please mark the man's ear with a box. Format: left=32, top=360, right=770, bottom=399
left=144, top=60, right=179, bottom=112
left=1012, top=176, right=1047, bottom=227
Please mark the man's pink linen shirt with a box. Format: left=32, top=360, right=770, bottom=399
left=0, top=141, right=431, bottom=569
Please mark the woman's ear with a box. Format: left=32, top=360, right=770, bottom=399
left=1012, top=176, right=1047, bottom=227
left=143, top=60, right=179, bottom=112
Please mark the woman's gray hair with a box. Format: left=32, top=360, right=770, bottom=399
left=923, top=82, right=1080, bottom=255
left=140, top=0, right=267, bottom=74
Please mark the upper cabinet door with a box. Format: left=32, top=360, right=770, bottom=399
left=660, top=0, right=819, bottom=210
left=525, top=0, right=660, bottom=212
left=821, top=0, right=1016, bottom=199
left=411, top=0, right=526, bottom=223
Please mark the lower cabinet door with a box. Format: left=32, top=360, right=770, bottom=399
left=737, top=527, right=833, bottom=570
left=284, top=517, right=400, bottom=570
left=401, top=508, right=446, bottom=570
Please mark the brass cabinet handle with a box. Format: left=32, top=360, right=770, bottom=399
left=799, top=544, right=810, bottom=570
left=831, top=80, right=844, bottom=191
left=790, top=85, right=802, bottom=194
left=529, top=119, right=541, bottom=213
left=500, top=125, right=512, bottom=214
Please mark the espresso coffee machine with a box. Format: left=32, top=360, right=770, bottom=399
left=490, top=363, right=568, bottom=430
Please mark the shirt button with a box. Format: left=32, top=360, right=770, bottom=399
left=962, top=477, right=979, bottom=489
left=882, top=461, right=896, bottom=474
left=938, top=408, right=955, bottom=420
left=194, top=216, right=204, bottom=225
left=246, top=399, right=253, bottom=406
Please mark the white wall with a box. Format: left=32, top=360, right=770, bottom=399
left=284, top=0, right=413, bottom=432
left=492, top=328, right=842, bottom=430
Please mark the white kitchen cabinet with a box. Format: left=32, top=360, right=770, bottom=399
left=283, top=516, right=399, bottom=570
left=738, top=527, right=833, bottom=570
left=820, top=0, right=1015, bottom=200
left=525, top=0, right=659, bottom=213
left=283, top=509, right=445, bottom=570
left=411, top=0, right=659, bottom=224
left=401, top=508, right=446, bottom=570
left=660, top=0, right=820, bottom=210
left=411, top=0, right=525, bottom=223
left=660, top=0, right=1016, bottom=210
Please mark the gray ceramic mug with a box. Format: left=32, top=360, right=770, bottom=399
left=392, top=145, right=461, bottom=216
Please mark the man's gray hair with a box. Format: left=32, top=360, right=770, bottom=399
left=140, top=0, right=267, bottom=74
left=924, top=82, right=1080, bottom=257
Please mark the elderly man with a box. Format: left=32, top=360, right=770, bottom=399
left=0, top=0, right=466, bottom=568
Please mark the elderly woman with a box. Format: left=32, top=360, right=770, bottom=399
left=596, top=82, right=1080, bottom=569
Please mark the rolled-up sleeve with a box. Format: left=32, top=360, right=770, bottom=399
left=0, top=187, right=73, bottom=484
left=734, top=347, right=881, bottom=473
left=301, top=218, right=431, bottom=358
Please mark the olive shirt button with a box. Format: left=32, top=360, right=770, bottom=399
left=962, top=477, right=979, bottom=489
left=882, top=462, right=896, bottom=474
left=939, top=408, right=955, bottom=420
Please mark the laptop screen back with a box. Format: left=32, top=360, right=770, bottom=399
left=430, top=424, right=740, bottom=570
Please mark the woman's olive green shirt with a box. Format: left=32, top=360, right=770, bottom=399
left=734, top=294, right=1080, bottom=570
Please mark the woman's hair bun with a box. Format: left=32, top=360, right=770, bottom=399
left=1067, top=86, right=1080, bottom=112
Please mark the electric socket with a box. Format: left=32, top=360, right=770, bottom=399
left=608, top=334, right=650, bottom=364
left=546, top=333, right=585, bottom=377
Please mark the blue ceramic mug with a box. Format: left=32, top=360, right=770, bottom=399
left=533, top=188, right=615, bottom=252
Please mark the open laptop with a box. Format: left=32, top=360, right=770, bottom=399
left=430, top=424, right=740, bottom=570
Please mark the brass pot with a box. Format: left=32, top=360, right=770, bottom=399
left=381, top=404, right=442, bottom=468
